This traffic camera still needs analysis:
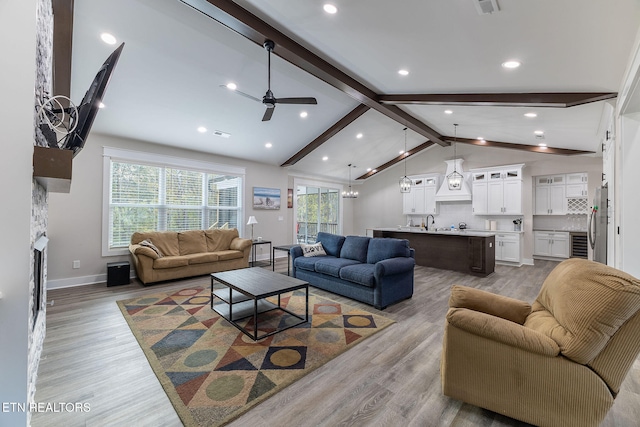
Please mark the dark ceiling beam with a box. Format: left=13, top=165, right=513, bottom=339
left=378, top=92, right=618, bottom=107
left=179, top=0, right=447, bottom=146
left=356, top=140, right=436, bottom=180
left=281, top=104, right=370, bottom=167
left=52, top=0, right=74, bottom=100
left=450, top=137, right=595, bottom=155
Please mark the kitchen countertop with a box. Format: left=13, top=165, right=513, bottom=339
left=533, top=229, right=588, bottom=233
left=374, top=227, right=497, bottom=237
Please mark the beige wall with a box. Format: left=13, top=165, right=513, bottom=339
left=47, top=133, right=313, bottom=286
left=354, top=143, right=602, bottom=263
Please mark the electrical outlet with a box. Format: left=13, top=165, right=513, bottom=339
left=72, top=260, right=80, bottom=269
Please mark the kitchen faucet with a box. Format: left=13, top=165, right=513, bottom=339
left=426, top=214, right=435, bottom=229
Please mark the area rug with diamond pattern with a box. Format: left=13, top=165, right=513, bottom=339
left=117, top=285, right=395, bottom=427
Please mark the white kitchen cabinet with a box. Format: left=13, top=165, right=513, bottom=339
left=534, top=175, right=566, bottom=215
left=471, top=165, right=524, bottom=215
left=566, top=172, right=588, bottom=197
left=533, top=231, right=570, bottom=258
left=495, top=233, right=521, bottom=263
left=402, top=175, right=439, bottom=215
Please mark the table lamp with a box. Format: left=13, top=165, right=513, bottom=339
left=247, top=216, right=258, bottom=241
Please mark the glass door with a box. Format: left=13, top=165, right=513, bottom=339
left=296, top=185, right=340, bottom=243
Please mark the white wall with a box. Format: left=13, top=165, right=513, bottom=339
left=47, top=133, right=349, bottom=286
left=354, top=143, right=602, bottom=263
left=0, top=0, right=37, bottom=424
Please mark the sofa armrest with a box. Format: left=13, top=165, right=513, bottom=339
left=290, top=245, right=303, bottom=260
left=129, top=244, right=160, bottom=260
left=448, top=285, right=531, bottom=324
left=230, top=237, right=252, bottom=251
left=447, top=307, right=560, bottom=357
left=374, top=257, right=415, bottom=277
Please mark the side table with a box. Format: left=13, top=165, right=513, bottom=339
left=251, top=240, right=272, bottom=267
left=272, top=244, right=298, bottom=276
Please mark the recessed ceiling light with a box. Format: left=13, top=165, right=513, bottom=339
left=398, top=69, right=409, bottom=76
left=265, top=142, right=272, bottom=148
left=366, top=168, right=372, bottom=172
left=372, top=169, right=377, bottom=173
left=98, top=102, right=105, bottom=109
left=100, top=33, right=117, bottom=45
left=197, top=126, right=207, bottom=133
left=323, top=4, right=337, bottom=14
left=502, top=60, right=521, bottom=69
left=524, top=112, right=537, bottom=118
left=399, top=150, right=405, bottom=155
left=300, top=111, right=308, bottom=118
left=534, top=130, right=545, bottom=135
left=225, top=82, right=237, bottom=90
left=538, top=143, right=548, bottom=148
left=356, top=133, right=363, bottom=139
left=444, top=110, right=453, bottom=115
left=322, top=156, right=328, bottom=161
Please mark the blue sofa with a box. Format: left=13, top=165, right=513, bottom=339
left=291, top=232, right=415, bottom=310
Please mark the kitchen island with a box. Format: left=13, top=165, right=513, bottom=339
left=373, top=228, right=495, bottom=276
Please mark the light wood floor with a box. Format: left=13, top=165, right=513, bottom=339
left=33, top=260, right=640, bottom=427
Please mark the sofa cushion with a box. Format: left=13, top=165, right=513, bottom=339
left=153, top=256, right=189, bottom=269
left=316, top=232, right=346, bottom=257
left=184, top=253, right=219, bottom=265
left=294, top=255, right=330, bottom=272
left=178, top=230, right=207, bottom=255
left=204, top=228, right=239, bottom=252
left=315, top=257, right=361, bottom=278
left=340, top=236, right=370, bottom=263
left=339, top=263, right=376, bottom=288
left=525, top=258, right=640, bottom=364
left=367, top=237, right=410, bottom=264
left=301, top=242, right=327, bottom=257
left=214, top=250, right=244, bottom=261
left=131, top=231, right=180, bottom=256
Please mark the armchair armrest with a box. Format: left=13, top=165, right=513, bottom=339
left=447, top=307, right=560, bottom=357
left=374, top=257, right=415, bottom=277
left=129, top=244, right=160, bottom=260
left=449, top=285, right=531, bottom=324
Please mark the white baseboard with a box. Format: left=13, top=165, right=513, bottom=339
left=47, top=271, right=137, bottom=289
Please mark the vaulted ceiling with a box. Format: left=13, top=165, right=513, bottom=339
left=58, top=0, right=640, bottom=182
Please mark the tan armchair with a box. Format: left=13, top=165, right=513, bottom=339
left=441, top=258, right=640, bottom=427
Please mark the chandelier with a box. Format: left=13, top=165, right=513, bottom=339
left=399, top=127, right=411, bottom=193
left=342, top=164, right=358, bottom=198
left=447, top=124, right=464, bottom=190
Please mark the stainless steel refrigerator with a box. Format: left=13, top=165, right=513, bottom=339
left=588, top=185, right=608, bottom=264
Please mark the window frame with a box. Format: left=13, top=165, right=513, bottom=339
left=102, top=147, right=245, bottom=256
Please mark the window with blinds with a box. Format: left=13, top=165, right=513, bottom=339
left=108, top=160, right=242, bottom=249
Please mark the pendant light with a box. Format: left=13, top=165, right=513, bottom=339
left=399, top=127, right=411, bottom=193
left=447, top=123, right=464, bottom=190
left=342, top=164, right=358, bottom=198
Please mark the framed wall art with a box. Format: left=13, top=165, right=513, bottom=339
left=253, top=187, right=281, bottom=210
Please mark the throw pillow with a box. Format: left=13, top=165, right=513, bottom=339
left=139, top=239, right=164, bottom=258
left=301, top=242, right=327, bottom=257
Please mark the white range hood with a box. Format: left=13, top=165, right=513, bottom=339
left=435, top=159, right=472, bottom=202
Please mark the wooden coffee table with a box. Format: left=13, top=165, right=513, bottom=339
left=210, top=267, right=309, bottom=340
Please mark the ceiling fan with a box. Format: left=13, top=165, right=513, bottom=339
left=222, top=40, right=317, bottom=122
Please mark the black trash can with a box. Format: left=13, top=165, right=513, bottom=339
left=107, top=261, right=130, bottom=287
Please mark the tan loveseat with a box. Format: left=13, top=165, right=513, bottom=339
left=129, top=228, right=251, bottom=285
left=441, top=258, right=640, bottom=427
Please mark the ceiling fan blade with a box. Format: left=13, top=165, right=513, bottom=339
left=218, top=84, right=262, bottom=103
left=275, top=97, right=318, bottom=105
left=262, top=107, right=275, bottom=121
